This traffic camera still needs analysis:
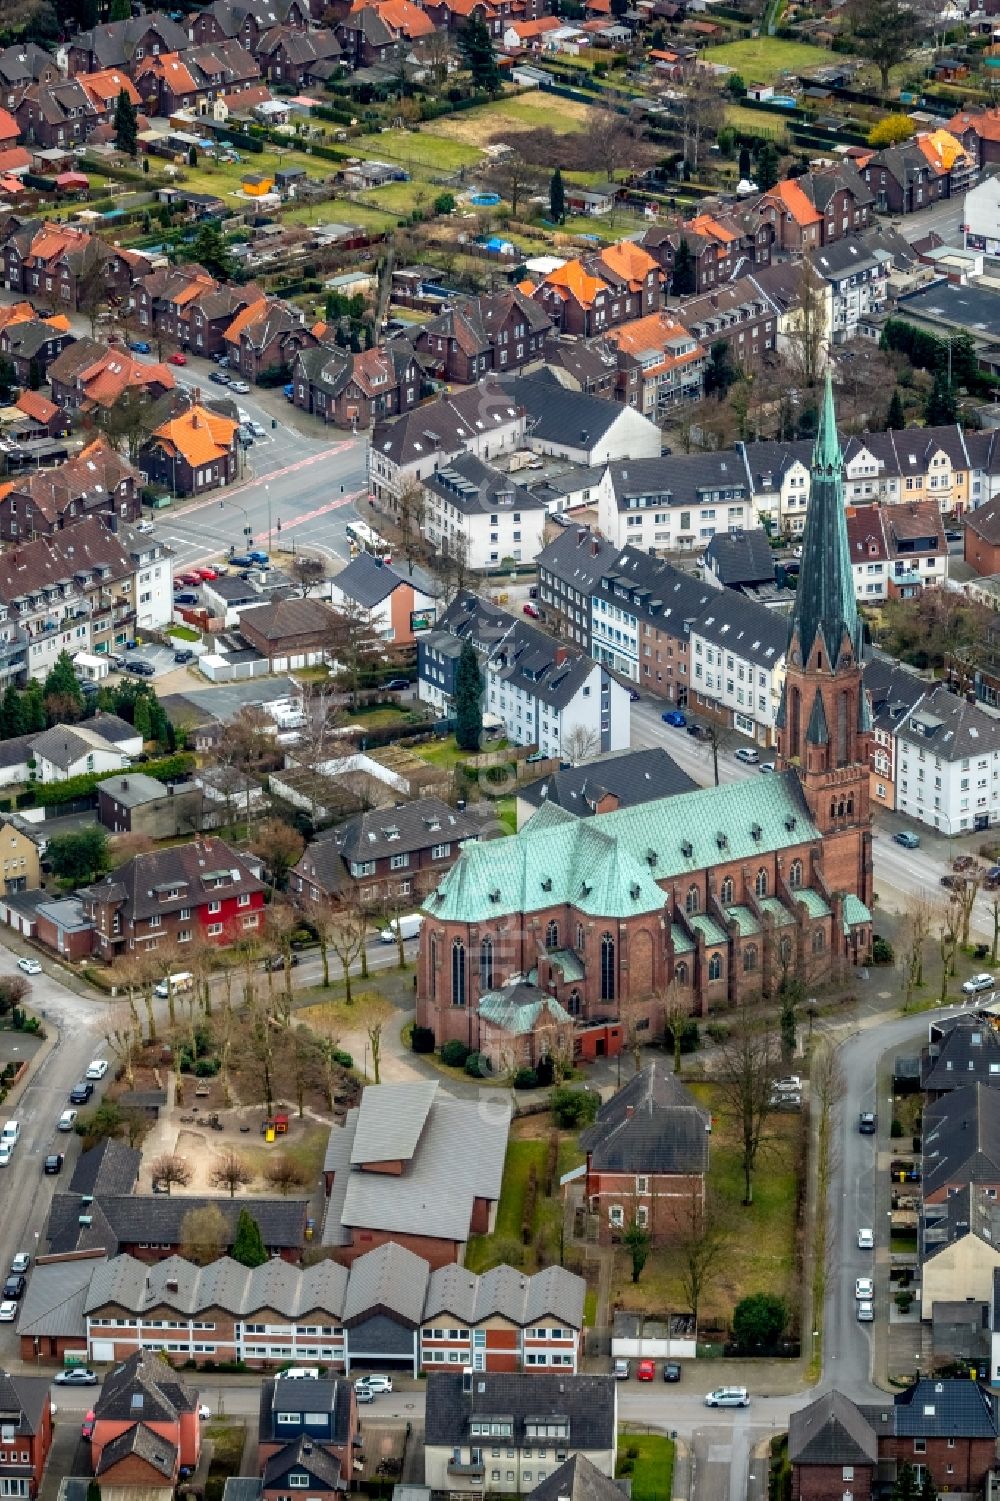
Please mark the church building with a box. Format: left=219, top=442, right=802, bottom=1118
left=415, top=375, right=874, bottom=1054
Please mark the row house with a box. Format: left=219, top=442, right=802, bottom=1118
left=142, top=401, right=239, bottom=496
left=946, top=106, right=1000, bottom=170
left=673, top=272, right=779, bottom=370
left=0, top=513, right=171, bottom=678
left=808, top=234, right=891, bottom=345
left=413, top=287, right=552, bottom=384
left=0, top=1371, right=54, bottom=1501
left=76, top=69, right=142, bottom=129
left=0, top=314, right=75, bottom=384
left=846, top=501, right=948, bottom=603
left=255, top=27, right=342, bottom=83
left=0, top=438, right=141, bottom=542
left=134, top=41, right=260, bottom=116
left=131, top=264, right=258, bottom=358
left=336, top=0, right=436, bottom=66
left=640, top=212, right=771, bottom=293
left=864, top=656, right=927, bottom=816
left=602, top=311, right=706, bottom=416
left=66, top=12, right=191, bottom=77
left=80, top=1244, right=584, bottom=1374
left=47, top=337, right=175, bottom=413
left=0, top=44, right=59, bottom=109
left=292, top=340, right=418, bottom=429
left=78, top=836, right=265, bottom=960
left=857, top=129, right=977, bottom=215
left=13, top=79, right=98, bottom=150
left=419, top=449, right=548, bottom=570
left=530, top=240, right=663, bottom=337
left=2, top=221, right=145, bottom=311
left=423, top=0, right=513, bottom=37
left=189, top=0, right=311, bottom=51
left=224, top=296, right=318, bottom=382
left=742, top=161, right=873, bottom=253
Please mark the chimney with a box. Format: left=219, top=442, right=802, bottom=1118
left=625, top=1105, right=634, bottom=1119
left=121, top=778, right=128, bottom=790
left=554, top=647, right=567, bottom=666
left=590, top=539, right=600, bottom=558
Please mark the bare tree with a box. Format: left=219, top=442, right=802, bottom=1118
left=394, top=478, right=428, bottom=578
left=149, top=1153, right=193, bottom=1195
left=329, top=902, right=370, bottom=1005
left=289, top=553, right=327, bottom=597
left=676, top=1187, right=730, bottom=1333
left=215, top=706, right=272, bottom=837
left=180, top=1203, right=229, bottom=1265
left=898, top=895, right=932, bottom=1008
left=589, top=98, right=636, bottom=184
left=783, top=262, right=828, bottom=389
left=264, top=1155, right=309, bottom=1195
left=953, top=871, right=982, bottom=948
left=938, top=902, right=960, bottom=1006
left=305, top=897, right=336, bottom=989
left=660, top=979, right=689, bottom=1075
left=251, top=819, right=306, bottom=893
left=716, top=1000, right=780, bottom=1205
left=561, top=725, right=600, bottom=766
left=104, top=1023, right=140, bottom=1089
left=265, top=901, right=299, bottom=1025
left=992, top=894, right=1000, bottom=968
left=424, top=26, right=453, bottom=85
left=211, top=1149, right=254, bottom=1199
left=678, top=72, right=723, bottom=175
left=485, top=152, right=544, bottom=218
left=326, top=598, right=382, bottom=711
left=356, top=991, right=393, bottom=1084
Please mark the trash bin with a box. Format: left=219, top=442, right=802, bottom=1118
left=271, top=417, right=276, bottom=429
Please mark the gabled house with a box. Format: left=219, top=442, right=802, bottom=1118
left=13, top=79, right=99, bottom=149
left=922, top=1184, right=1000, bottom=1322
left=90, top=1352, right=202, bottom=1482
left=0, top=315, right=75, bottom=385
left=580, top=1063, right=709, bottom=1245
left=76, top=69, right=142, bottom=127
left=420, top=450, right=549, bottom=570
left=0, top=437, right=140, bottom=540
left=190, top=0, right=311, bottom=52
left=412, top=288, right=551, bottom=384
left=142, top=401, right=239, bottom=496
left=258, top=1378, right=357, bottom=1475
left=922, top=1015, right=1000, bottom=1099
left=602, top=311, right=705, bottom=415
left=0, top=1371, right=54, bottom=1500
left=845, top=501, right=947, bottom=603
left=78, top=836, right=266, bottom=960
left=788, top=1390, right=879, bottom=1501
left=67, top=13, right=192, bottom=77
left=47, top=338, right=175, bottom=413
left=291, top=341, right=419, bottom=429
left=859, top=130, right=976, bottom=214
left=923, top=1083, right=1000, bottom=1204
left=254, top=26, right=341, bottom=82
left=946, top=107, right=1000, bottom=170
left=327, top=550, right=438, bottom=646
left=224, top=296, right=317, bottom=383
left=704, top=526, right=777, bottom=594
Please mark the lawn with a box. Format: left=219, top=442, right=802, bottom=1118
left=424, top=91, right=595, bottom=147
left=360, top=127, right=482, bottom=173
left=724, top=104, right=788, bottom=138
left=702, top=36, right=840, bottom=84
left=617, top=1434, right=675, bottom=1501
left=465, top=1116, right=577, bottom=1273
left=612, top=1080, right=803, bottom=1328
left=364, top=179, right=433, bottom=215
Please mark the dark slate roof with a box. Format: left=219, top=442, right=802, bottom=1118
left=704, top=527, right=776, bottom=588
left=426, top=451, right=547, bottom=517
left=922, top=1184, right=1000, bottom=1262
left=371, top=378, right=522, bottom=469
left=898, top=684, right=1000, bottom=763
left=96, top=1422, right=177, bottom=1480
left=863, top=655, right=928, bottom=735
left=690, top=587, right=787, bottom=671
left=46, top=1194, right=308, bottom=1255
left=78, top=837, right=264, bottom=924
left=261, top=1436, right=346, bottom=1492
left=223, top=1483, right=263, bottom=1501
left=95, top=1351, right=198, bottom=1422
left=579, top=1063, right=709, bottom=1175
left=327, top=797, right=491, bottom=865
left=68, top=1140, right=141, bottom=1198
left=923, top=1083, right=1000, bottom=1196
left=501, top=371, right=627, bottom=448
left=603, top=450, right=751, bottom=509
left=0, top=1372, right=50, bottom=1437
left=332, top=550, right=437, bottom=609
left=922, top=1016, right=1000, bottom=1094
left=788, top=1392, right=878, bottom=1466
left=439, top=593, right=598, bottom=713
left=531, top=1455, right=631, bottom=1501
left=519, top=748, right=695, bottom=817
left=425, top=1372, right=617, bottom=1451
left=259, top=1378, right=354, bottom=1443
left=892, top=1380, right=997, bottom=1439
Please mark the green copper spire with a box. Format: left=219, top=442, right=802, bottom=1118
left=786, top=370, right=862, bottom=666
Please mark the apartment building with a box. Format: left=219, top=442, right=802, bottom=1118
left=421, top=451, right=549, bottom=570
left=602, top=311, right=706, bottom=416
left=594, top=451, right=754, bottom=552
left=845, top=501, right=948, bottom=602
left=367, top=380, right=526, bottom=510
left=808, top=235, right=891, bottom=344
left=687, top=587, right=787, bottom=744
left=895, top=684, right=1000, bottom=834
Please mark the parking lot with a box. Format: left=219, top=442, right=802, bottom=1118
left=121, top=642, right=182, bottom=679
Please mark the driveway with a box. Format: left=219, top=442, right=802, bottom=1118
left=123, top=642, right=178, bottom=679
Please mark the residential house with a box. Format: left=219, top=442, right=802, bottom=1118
left=254, top=27, right=341, bottom=83
left=673, top=273, right=780, bottom=369
left=78, top=836, right=266, bottom=960
left=67, top=12, right=192, bottom=76
left=1, top=223, right=123, bottom=311
left=743, top=163, right=872, bottom=254
left=76, top=69, right=142, bottom=127
left=423, top=1372, right=618, bottom=1494
left=79, top=1244, right=583, bottom=1373
left=367, top=378, right=525, bottom=511
left=327, top=551, right=438, bottom=646
left=189, top=0, right=311, bottom=52
left=601, top=312, right=705, bottom=416
left=47, top=339, right=175, bottom=414
left=134, top=42, right=261, bottom=115
left=258, top=1378, right=357, bottom=1488
left=419, top=592, right=631, bottom=761
left=946, top=107, right=1000, bottom=170
left=686, top=587, right=788, bottom=745
left=516, top=746, right=695, bottom=831
left=923, top=1083, right=1000, bottom=1203
left=13, top=79, right=99, bottom=149
left=336, top=0, right=435, bottom=66
left=321, top=1080, right=509, bottom=1268
left=28, top=722, right=133, bottom=784
left=412, top=289, right=552, bottom=385
left=90, top=1351, right=201, bottom=1488
left=142, top=402, right=239, bottom=496
left=922, top=1184, right=1000, bottom=1322
left=893, top=684, right=1000, bottom=833
left=965, top=492, right=1000, bottom=575
left=580, top=1064, right=709, bottom=1245
left=594, top=450, right=754, bottom=553
left=291, top=342, right=419, bottom=429
left=0, top=315, right=74, bottom=385
left=788, top=1390, right=880, bottom=1501
left=0, top=1371, right=53, bottom=1500
left=224, top=297, right=317, bottom=383
left=0, top=45, right=59, bottom=106
left=129, top=264, right=256, bottom=359
left=290, top=796, right=492, bottom=907
left=864, top=656, right=928, bottom=816
left=641, top=212, right=772, bottom=294
left=704, top=527, right=776, bottom=594
left=529, top=241, right=662, bottom=338
left=859, top=130, right=976, bottom=214
left=502, top=372, right=662, bottom=466
left=0, top=817, right=42, bottom=893
left=747, top=178, right=823, bottom=253
left=11, top=390, right=65, bottom=440
left=237, top=598, right=337, bottom=670
left=808, top=236, right=891, bottom=345
left=0, top=439, right=140, bottom=541
left=97, top=774, right=203, bottom=841
left=421, top=451, right=549, bottom=570
left=846, top=501, right=947, bottom=603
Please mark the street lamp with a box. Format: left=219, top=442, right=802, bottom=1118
left=219, top=497, right=254, bottom=554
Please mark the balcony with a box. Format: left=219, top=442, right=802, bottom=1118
left=447, top=1460, right=486, bottom=1479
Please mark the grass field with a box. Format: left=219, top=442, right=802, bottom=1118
left=465, top=1116, right=582, bottom=1274
left=617, top=1434, right=675, bottom=1501
left=358, top=127, right=482, bottom=173
left=703, top=36, right=839, bottom=84
left=612, top=1079, right=803, bottom=1326
left=724, top=103, right=787, bottom=138
left=424, top=91, right=596, bottom=146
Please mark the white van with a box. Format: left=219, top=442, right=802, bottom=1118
left=154, top=972, right=195, bottom=998
left=379, top=914, right=422, bottom=944
left=278, top=1368, right=320, bottom=1381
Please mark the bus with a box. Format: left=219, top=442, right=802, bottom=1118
left=345, top=520, right=392, bottom=564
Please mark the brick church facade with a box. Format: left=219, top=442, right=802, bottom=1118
left=416, top=375, right=873, bottom=1054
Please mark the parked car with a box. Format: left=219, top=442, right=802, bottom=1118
left=168, top=351, right=187, bottom=365
left=858, top=1112, right=877, bottom=1134
left=9, top=1253, right=30, bottom=1274
left=857, top=1301, right=874, bottom=1322
left=43, top=1154, right=63, bottom=1174
left=54, top=1369, right=98, bottom=1386
left=893, top=830, right=920, bottom=849
left=663, top=1362, right=681, bottom=1382
left=773, top=1076, right=801, bottom=1094
left=941, top=873, right=961, bottom=890
left=2, top=1275, right=25, bottom=1300
left=0, top=1302, right=16, bottom=1322
left=662, top=710, right=686, bottom=728
left=637, top=1360, right=655, bottom=1381
left=855, top=1278, right=874, bottom=1300
left=195, top=567, right=217, bottom=581
left=69, top=1083, right=93, bottom=1105
left=523, top=602, right=540, bottom=619
left=57, top=1110, right=77, bottom=1132
left=759, top=762, right=776, bottom=774
left=229, top=554, right=255, bottom=568
left=85, top=1060, right=108, bottom=1080
left=128, top=340, right=150, bottom=354
left=81, top=1413, right=95, bottom=1439
left=986, top=867, right=1000, bottom=891
left=247, top=551, right=269, bottom=565
left=174, top=592, right=199, bottom=606
left=385, top=678, right=410, bottom=692
left=209, top=370, right=228, bottom=385
left=858, top=1228, right=874, bottom=1249
left=249, top=422, right=267, bottom=439
left=734, top=746, right=759, bottom=764
left=229, top=380, right=250, bottom=395
left=264, top=953, right=300, bottom=972
left=963, top=973, right=995, bottom=994
left=174, top=649, right=195, bottom=665
left=613, top=1358, right=631, bottom=1379
left=355, top=1375, right=393, bottom=1394
left=2, top=1122, right=20, bottom=1148
left=17, top=957, right=41, bottom=975
left=355, top=1387, right=375, bottom=1404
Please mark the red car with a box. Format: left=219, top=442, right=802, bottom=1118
left=168, top=351, right=187, bottom=365
left=194, top=567, right=217, bottom=581
left=637, top=1360, right=656, bottom=1381
left=81, top=1412, right=95, bottom=1439
left=523, top=602, right=540, bottom=619
left=178, top=572, right=201, bottom=586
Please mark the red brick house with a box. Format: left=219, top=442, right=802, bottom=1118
left=47, top=338, right=175, bottom=413
left=790, top=1383, right=998, bottom=1500
left=224, top=296, right=318, bottom=382
left=580, top=1064, right=709, bottom=1246
left=413, top=287, right=551, bottom=384
left=77, top=836, right=265, bottom=960
left=922, top=1083, right=1000, bottom=1205
left=946, top=107, right=1000, bottom=170
left=14, top=79, right=98, bottom=149
left=291, top=340, right=419, bottom=428
left=0, top=435, right=140, bottom=540
left=142, top=401, right=239, bottom=496
left=130, top=265, right=258, bottom=358
left=530, top=240, right=663, bottom=338
left=0, top=1371, right=54, bottom=1501
left=322, top=1080, right=508, bottom=1268
left=0, top=314, right=75, bottom=385
left=90, top=1352, right=202, bottom=1485
left=1, top=222, right=133, bottom=311
left=964, top=492, right=1000, bottom=576
left=66, top=13, right=191, bottom=77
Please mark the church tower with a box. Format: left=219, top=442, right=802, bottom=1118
left=776, top=372, right=873, bottom=906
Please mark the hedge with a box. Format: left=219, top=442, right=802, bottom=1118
left=22, top=752, right=195, bottom=809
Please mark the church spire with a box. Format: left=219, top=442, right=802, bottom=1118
left=786, top=370, right=861, bottom=668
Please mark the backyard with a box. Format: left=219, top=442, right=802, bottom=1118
left=616, top=1433, right=675, bottom=1501
left=465, top=1114, right=586, bottom=1275
left=702, top=37, right=842, bottom=84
